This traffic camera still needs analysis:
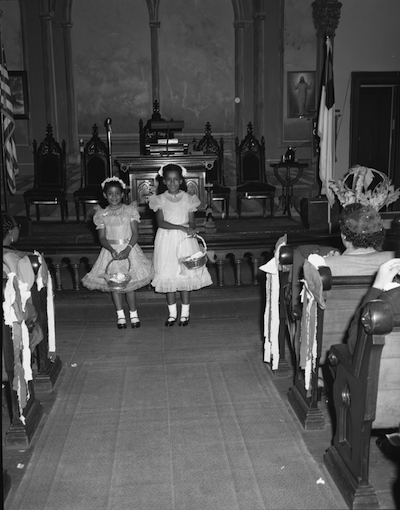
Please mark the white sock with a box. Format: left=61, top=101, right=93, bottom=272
left=117, top=309, right=125, bottom=319
left=168, top=303, right=177, bottom=319
left=181, top=304, right=190, bottom=318
left=129, top=310, right=138, bottom=320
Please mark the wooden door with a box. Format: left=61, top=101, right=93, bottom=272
left=350, top=72, right=400, bottom=211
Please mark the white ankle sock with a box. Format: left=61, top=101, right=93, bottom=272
left=168, top=304, right=177, bottom=319
left=117, top=309, right=125, bottom=319
left=129, top=310, right=138, bottom=319
left=181, top=304, right=190, bottom=318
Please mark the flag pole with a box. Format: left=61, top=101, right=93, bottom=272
left=0, top=9, right=9, bottom=211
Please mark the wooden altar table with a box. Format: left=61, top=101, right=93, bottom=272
left=115, top=155, right=217, bottom=232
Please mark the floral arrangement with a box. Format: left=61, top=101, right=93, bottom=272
left=101, top=176, right=126, bottom=189
left=329, top=165, right=400, bottom=211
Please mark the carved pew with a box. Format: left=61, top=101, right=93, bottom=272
left=287, top=263, right=374, bottom=430
left=266, top=243, right=338, bottom=376
left=324, top=300, right=400, bottom=510
left=2, top=272, right=43, bottom=447
left=2, top=253, right=62, bottom=446
left=28, top=254, right=62, bottom=392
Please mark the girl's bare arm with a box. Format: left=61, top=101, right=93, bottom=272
left=118, top=220, right=139, bottom=260
left=98, top=228, right=119, bottom=258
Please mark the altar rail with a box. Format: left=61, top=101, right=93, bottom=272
left=43, top=247, right=273, bottom=293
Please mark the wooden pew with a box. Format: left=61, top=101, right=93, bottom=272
left=287, top=264, right=374, bottom=430
left=2, top=253, right=62, bottom=446
left=324, top=299, right=400, bottom=510
left=273, top=244, right=339, bottom=376
left=2, top=272, right=43, bottom=447
left=28, top=254, right=62, bottom=392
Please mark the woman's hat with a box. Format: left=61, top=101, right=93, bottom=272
left=340, top=203, right=383, bottom=235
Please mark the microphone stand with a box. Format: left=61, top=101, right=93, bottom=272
left=104, top=118, right=112, bottom=177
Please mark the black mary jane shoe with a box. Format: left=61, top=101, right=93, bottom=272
left=131, top=319, right=141, bottom=329
left=117, top=318, right=127, bottom=329
left=165, top=317, right=177, bottom=327
left=179, top=316, right=190, bottom=327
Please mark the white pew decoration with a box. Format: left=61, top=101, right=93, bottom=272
left=260, top=234, right=287, bottom=370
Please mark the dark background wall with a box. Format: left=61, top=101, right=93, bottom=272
left=2, top=0, right=400, bottom=184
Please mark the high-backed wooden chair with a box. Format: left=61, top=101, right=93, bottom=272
left=73, top=124, right=110, bottom=222
left=193, top=122, right=230, bottom=219
left=235, top=122, right=276, bottom=218
left=24, top=124, right=68, bottom=222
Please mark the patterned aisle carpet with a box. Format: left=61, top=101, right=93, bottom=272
left=4, top=292, right=350, bottom=510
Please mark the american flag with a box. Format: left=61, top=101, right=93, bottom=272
left=317, top=37, right=335, bottom=207
left=1, top=46, right=19, bottom=195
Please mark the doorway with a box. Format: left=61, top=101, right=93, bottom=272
left=350, top=71, right=400, bottom=211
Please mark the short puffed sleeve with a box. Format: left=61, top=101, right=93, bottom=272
left=126, top=202, right=140, bottom=223
left=148, top=194, right=162, bottom=212
left=188, top=193, right=201, bottom=212
left=93, top=205, right=106, bottom=229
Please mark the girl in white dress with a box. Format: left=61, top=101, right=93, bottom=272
left=81, top=177, right=153, bottom=329
left=148, top=164, right=212, bottom=326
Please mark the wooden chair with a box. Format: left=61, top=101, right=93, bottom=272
left=73, top=124, right=110, bottom=222
left=24, top=124, right=68, bottom=222
left=235, top=122, right=276, bottom=218
left=193, top=122, right=230, bottom=219
left=325, top=299, right=400, bottom=509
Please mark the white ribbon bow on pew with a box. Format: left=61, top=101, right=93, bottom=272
left=260, top=234, right=287, bottom=370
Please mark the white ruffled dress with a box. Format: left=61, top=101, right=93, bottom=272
left=148, top=191, right=213, bottom=293
left=81, top=203, right=153, bottom=293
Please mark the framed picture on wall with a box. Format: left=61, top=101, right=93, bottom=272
left=9, top=71, right=30, bottom=119
left=287, top=71, right=316, bottom=118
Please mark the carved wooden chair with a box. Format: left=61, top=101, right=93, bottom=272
left=73, top=124, right=110, bottom=222
left=24, top=124, right=68, bottom=222
left=235, top=122, right=276, bottom=218
left=193, top=122, right=230, bottom=219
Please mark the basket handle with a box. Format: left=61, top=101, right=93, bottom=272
left=192, top=233, right=207, bottom=252
left=176, top=234, right=207, bottom=260
left=105, top=257, right=131, bottom=275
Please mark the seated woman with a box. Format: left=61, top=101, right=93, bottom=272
left=324, top=203, right=394, bottom=275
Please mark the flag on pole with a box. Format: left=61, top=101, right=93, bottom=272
left=317, top=36, right=335, bottom=207
left=1, top=46, right=19, bottom=195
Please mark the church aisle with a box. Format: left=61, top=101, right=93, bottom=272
left=4, top=295, right=349, bottom=510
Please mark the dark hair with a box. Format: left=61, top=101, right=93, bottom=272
left=339, top=203, right=385, bottom=250
left=2, top=211, right=16, bottom=239
left=157, top=164, right=187, bottom=194
left=102, top=179, right=125, bottom=193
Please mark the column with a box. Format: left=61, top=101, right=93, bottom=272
left=149, top=20, right=160, bottom=105
left=233, top=20, right=245, bottom=142
left=61, top=19, right=79, bottom=163
left=253, top=11, right=266, bottom=139
left=38, top=2, right=59, bottom=139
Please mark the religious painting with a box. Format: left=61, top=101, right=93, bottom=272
left=287, top=71, right=316, bottom=119
left=9, top=71, right=29, bottom=119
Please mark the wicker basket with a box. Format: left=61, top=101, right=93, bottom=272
left=178, top=234, right=208, bottom=270
left=102, top=258, right=131, bottom=291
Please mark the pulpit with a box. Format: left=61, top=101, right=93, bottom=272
left=115, top=155, right=217, bottom=233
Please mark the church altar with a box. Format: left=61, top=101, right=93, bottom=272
left=115, top=154, right=218, bottom=232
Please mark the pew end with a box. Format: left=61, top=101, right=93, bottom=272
left=324, top=300, right=400, bottom=509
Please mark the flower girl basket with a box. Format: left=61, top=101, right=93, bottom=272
left=102, top=258, right=131, bottom=291
left=177, top=234, right=208, bottom=270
